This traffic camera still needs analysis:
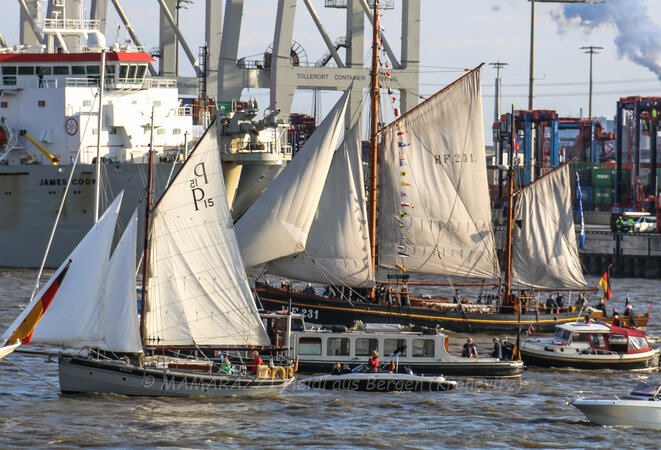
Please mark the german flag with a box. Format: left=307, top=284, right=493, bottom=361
left=6, top=259, right=72, bottom=345
left=598, top=270, right=612, bottom=301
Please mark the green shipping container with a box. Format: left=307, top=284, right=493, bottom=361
left=592, top=168, right=614, bottom=187
left=594, top=186, right=613, bottom=205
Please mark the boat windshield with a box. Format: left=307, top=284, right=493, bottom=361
left=554, top=328, right=572, bottom=341
left=630, top=381, right=661, bottom=397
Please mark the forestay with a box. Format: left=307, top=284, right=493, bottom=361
left=378, top=68, right=500, bottom=279
left=235, top=89, right=350, bottom=268
left=1, top=193, right=123, bottom=347
left=512, top=164, right=586, bottom=289
left=145, top=121, right=269, bottom=347
left=267, top=120, right=375, bottom=287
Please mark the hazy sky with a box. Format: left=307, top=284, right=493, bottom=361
left=3, top=0, right=661, bottom=140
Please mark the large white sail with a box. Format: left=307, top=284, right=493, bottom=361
left=1, top=193, right=123, bottom=347
left=235, top=89, right=350, bottom=268
left=512, top=164, right=587, bottom=289
left=96, top=209, right=142, bottom=353
left=145, top=121, right=270, bottom=347
left=378, top=68, right=500, bottom=279
left=267, top=121, right=375, bottom=287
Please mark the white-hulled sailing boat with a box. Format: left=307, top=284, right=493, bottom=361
left=5, top=121, right=294, bottom=396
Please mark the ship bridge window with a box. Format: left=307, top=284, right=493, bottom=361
left=72, top=66, right=86, bottom=75
left=106, top=65, right=116, bottom=74
left=2, top=66, right=17, bottom=75
left=629, top=336, right=649, bottom=351
left=53, top=66, right=69, bottom=75
left=18, top=66, right=34, bottom=75
left=327, top=338, right=350, bottom=356
left=172, top=128, right=181, bottom=135
left=412, top=339, right=435, bottom=357
left=127, top=65, right=137, bottom=80
left=384, top=338, right=407, bottom=357
left=572, top=333, right=590, bottom=343
left=118, top=64, right=128, bottom=81
left=589, top=334, right=606, bottom=348
left=2, top=66, right=17, bottom=85
left=36, top=66, right=52, bottom=75
left=355, top=338, right=378, bottom=356
left=136, top=65, right=147, bottom=79
left=86, top=66, right=100, bottom=75
left=298, top=337, right=321, bottom=355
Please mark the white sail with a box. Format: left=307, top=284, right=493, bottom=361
left=96, top=209, right=142, bottom=353
left=378, top=69, right=500, bottom=279
left=235, top=89, right=350, bottom=268
left=145, top=121, right=270, bottom=347
left=1, top=193, right=123, bottom=347
left=512, top=164, right=587, bottom=289
left=267, top=120, right=375, bottom=287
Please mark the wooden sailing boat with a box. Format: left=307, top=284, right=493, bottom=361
left=6, top=121, right=294, bottom=396
left=239, top=3, right=593, bottom=333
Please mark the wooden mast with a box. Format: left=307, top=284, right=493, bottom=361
left=503, top=105, right=515, bottom=306
left=139, top=105, right=155, bottom=347
left=368, top=0, right=380, bottom=277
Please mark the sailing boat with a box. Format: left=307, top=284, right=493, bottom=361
left=0, top=260, right=72, bottom=359
left=4, top=121, right=294, bottom=396
left=241, top=3, right=592, bottom=333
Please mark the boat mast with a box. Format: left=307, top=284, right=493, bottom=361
left=503, top=105, right=515, bottom=305
left=139, top=105, right=156, bottom=347
left=94, top=48, right=106, bottom=223
left=368, top=0, right=380, bottom=274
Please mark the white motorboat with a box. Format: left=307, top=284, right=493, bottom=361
left=570, top=382, right=661, bottom=429
left=519, top=322, right=659, bottom=370
left=284, top=320, right=523, bottom=377
left=301, top=372, right=456, bottom=393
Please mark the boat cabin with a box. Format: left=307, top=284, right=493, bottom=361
left=550, top=323, right=652, bottom=355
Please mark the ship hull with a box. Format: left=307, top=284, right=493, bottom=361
left=0, top=163, right=177, bottom=268
left=59, top=356, right=293, bottom=397
left=255, top=287, right=583, bottom=334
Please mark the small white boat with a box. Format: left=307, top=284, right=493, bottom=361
left=301, top=372, right=456, bottom=393
left=570, top=382, right=661, bottom=429
left=520, top=322, right=659, bottom=370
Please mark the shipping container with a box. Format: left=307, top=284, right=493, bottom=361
left=592, top=168, right=615, bottom=187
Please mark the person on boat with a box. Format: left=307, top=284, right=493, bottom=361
left=556, top=293, right=565, bottom=313
left=546, top=294, right=557, bottom=314
left=367, top=350, right=379, bottom=372
left=624, top=301, right=636, bottom=327
left=462, top=338, right=478, bottom=358
left=264, top=279, right=272, bottom=287
left=303, top=283, right=316, bottom=295
left=575, top=293, right=588, bottom=310
left=596, top=298, right=608, bottom=317
left=453, top=290, right=461, bottom=304
left=404, top=365, right=414, bottom=375
left=491, top=337, right=503, bottom=359
left=248, top=350, right=263, bottom=374
left=219, top=357, right=232, bottom=374
left=331, top=362, right=343, bottom=375
left=612, top=312, right=621, bottom=327
left=341, top=364, right=352, bottom=374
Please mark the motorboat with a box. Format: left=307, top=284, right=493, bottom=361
left=281, top=318, right=523, bottom=377
left=300, top=372, right=456, bottom=393
left=570, top=381, right=661, bottom=429
left=520, top=322, right=659, bottom=370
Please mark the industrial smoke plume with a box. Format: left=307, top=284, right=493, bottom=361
left=553, top=0, right=661, bottom=79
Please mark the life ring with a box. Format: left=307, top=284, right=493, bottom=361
left=287, top=366, right=294, bottom=378
left=271, top=366, right=287, bottom=380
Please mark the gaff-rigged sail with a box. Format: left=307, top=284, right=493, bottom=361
left=266, top=120, right=375, bottom=287
left=378, top=68, right=500, bottom=279
left=512, top=164, right=587, bottom=289
left=145, top=121, right=269, bottom=347
left=235, top=89, right=350, bottom=268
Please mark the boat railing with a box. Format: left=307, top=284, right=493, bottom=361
left=143, top=78, right=178, bottom=89
left=40, top=18, right=100, bottom=31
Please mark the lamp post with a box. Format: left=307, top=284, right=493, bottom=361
left=581, top=45, right=602, bottom=121
left=527, top=0, right=603, bottom=110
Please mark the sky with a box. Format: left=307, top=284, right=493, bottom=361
left=3, top=0, right=661, bottom=142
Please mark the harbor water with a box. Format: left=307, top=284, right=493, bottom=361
left=1, top=269, right=660, bottom=448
